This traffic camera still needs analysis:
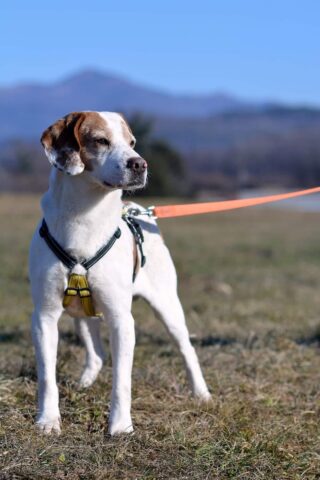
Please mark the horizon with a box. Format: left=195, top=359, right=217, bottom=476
left=1, top=67, right=319, bottom=108
left=1, top=1, right=319, bottom=104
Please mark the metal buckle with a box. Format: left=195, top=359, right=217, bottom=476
left=123, top=206, right=155, bottom=218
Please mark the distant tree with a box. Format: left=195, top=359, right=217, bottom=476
left=126, top=114, right=188, bottom=196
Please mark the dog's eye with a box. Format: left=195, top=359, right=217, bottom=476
left=130, top=140, right=136, bottom=148
left=96, top=138, right=110, bottom=147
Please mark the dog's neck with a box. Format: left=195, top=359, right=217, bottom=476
left=41, top=169, right=123, bottom=260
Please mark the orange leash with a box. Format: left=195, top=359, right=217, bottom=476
left=151, top=186, right=320, bottom=219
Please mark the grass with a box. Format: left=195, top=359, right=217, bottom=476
left=1, top=194, right=320, bottom=479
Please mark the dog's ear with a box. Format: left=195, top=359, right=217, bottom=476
left=41, top=112, right=86, bottom=175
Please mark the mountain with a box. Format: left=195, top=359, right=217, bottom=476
left=0, top=69, right=250, bottom=140
left=1, top=70, right=320, bottom=193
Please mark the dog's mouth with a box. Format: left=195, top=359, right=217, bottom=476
left=103, top=175, right=147, bottom=190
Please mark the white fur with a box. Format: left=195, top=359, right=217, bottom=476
left=30, top=112, right=211, bottom=436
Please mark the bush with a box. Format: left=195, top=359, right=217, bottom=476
left=126, top=114, right=189, bottom=196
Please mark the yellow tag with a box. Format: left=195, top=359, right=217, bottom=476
left=63, top=273, right=102, bottom=317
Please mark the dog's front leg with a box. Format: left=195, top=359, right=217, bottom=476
left=32, top=307, right=62, bottom=434
left=107, top=311, right=135, bottom=435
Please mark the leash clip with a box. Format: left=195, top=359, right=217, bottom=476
left=123, top=206, right=155, bottom=218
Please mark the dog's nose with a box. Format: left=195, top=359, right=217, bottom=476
left=126, top=157, right=148, bottom=173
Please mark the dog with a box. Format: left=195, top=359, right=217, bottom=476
left=29, top=111, right=211, bottom=435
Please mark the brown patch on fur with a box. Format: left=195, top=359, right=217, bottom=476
left=78, top=112, right=113, bottom=171
left=41, top=112, right=85, bottom=170
left=41, top=112, right=89, bottom=173
left=41, top=112, right=114, bottom=173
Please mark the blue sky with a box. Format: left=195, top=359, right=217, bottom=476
left=1, top=0, right=319, bottom=104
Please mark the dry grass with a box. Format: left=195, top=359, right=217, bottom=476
left=1, top=194, right=320, bottom=479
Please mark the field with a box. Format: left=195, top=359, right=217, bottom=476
left=1, top=194, right=320, bottom=479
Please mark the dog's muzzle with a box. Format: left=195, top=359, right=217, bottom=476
left=103, top=157, right=148, bottom=189
left=125, top=156, right=148, bottom=188
left=126, top=157, right=148, bottom=173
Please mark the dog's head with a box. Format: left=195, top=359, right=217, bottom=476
left=41, top=111, right=148, bottom=190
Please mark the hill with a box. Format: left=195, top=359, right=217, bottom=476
left=0, top=69, right=249, bottom=140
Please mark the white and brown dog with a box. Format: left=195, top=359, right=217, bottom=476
left=29, top=111, right=211, bottom=436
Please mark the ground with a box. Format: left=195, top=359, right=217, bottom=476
left=0, top=194, right=320, bottom=480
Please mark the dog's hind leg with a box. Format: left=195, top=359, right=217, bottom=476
left=144, top=289, right=211, bottom=401
left=134, top=239, right=211, bottom=401
left=75, top=317, right=106, bottom=388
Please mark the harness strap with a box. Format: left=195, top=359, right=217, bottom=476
left=82, top=228, right=121, bottom=269
left=39, top=220, right=77, bottom=270
left=39, top=219, right=121, bottom=271
left=39, top=215, right=146, bottom=316
left=122, top=215, right=146, bottom=281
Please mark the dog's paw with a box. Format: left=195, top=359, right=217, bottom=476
left=36, top=417, right=61, bottom=435
left=78, top=360, right=103, bottom=389
left=108, top=422, right=134, bottom=436
left=194, top=390, right=212, bottom=403
left=78, top=368, right=99, bottom=389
